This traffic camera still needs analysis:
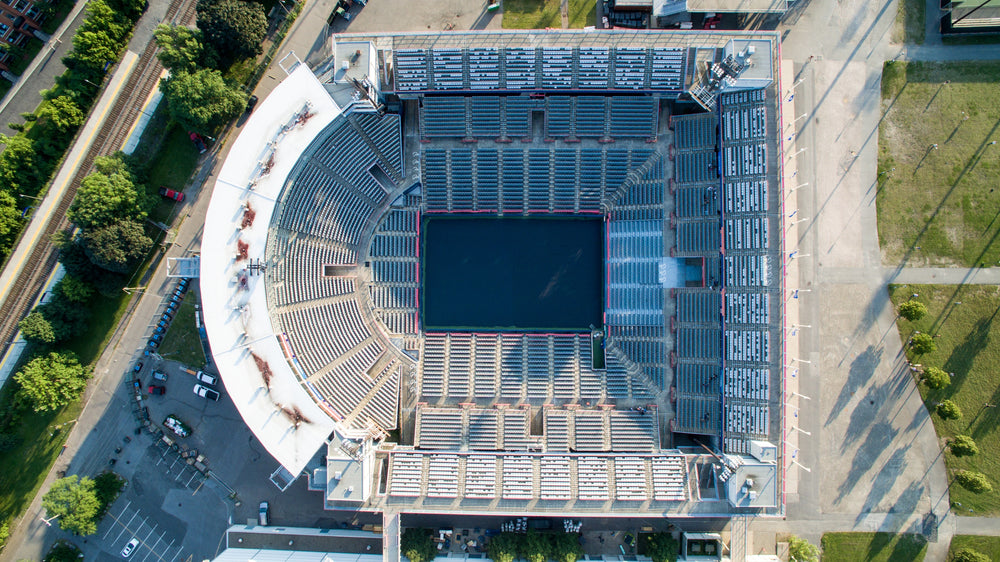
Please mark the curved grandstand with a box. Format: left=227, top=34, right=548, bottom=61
left=202, top=30, right=786, bottom=516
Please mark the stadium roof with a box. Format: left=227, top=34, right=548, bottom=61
left=200, top=63, right=343, bottom=476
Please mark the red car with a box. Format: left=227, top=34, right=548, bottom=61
left=159, top=187, right=185, bottom=202
left=148, top=385, right=166, bottom=395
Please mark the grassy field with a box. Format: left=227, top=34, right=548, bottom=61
left=890, top=284, right=1000, bottom=514
left=503, top=0, right=561, bottom=28
left=949, top=535, right=1000, bottom=559
left=158, top=298, right=206, bottom=368
left=821, top=533, right=927, bottom=562
left=892, top=0, right=925, bottom=44
left=568, top=0, right=595, bottom=28
left=876, top=62, right=1000, bottom=267
left=144, top=124, right=201, bottom=225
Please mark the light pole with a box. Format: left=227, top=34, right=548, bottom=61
left=790, top=391, right=812, bottom=400
left=40, top=513, right=59, bottom=527
left=788, top=426, right=811, bottom=437
left=785, top=183, right=808, bottom=199
left=790, top=459, right=812, bottom=473
left=785, top=147, right=808, bottom=161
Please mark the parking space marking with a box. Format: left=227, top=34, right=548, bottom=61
left=102, top=501, right=131, bottom=540
left=104, top=504, right=188, bottom=562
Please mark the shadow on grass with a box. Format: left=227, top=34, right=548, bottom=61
left=941, top=313, right=995, bottom=395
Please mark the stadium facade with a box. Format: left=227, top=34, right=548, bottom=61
left=201, top=29, right=787, bottom=520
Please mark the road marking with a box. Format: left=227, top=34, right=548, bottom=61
left=102, top=501, right=132, bottom=539
left=185, top=471, right=198, bottom=487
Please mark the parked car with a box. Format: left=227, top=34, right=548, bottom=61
left=189, top=132, right=208, bottom=154
left=133, top=362, right=143, bottom=373
left=245, top=95, right=259, bottom=114
left=166, top=302, right=178, bottom=312
left=147, top=339, right=159, bottom=349
left=157, top=319, right=169, bottom=328
left=148, top=385, right=165, bottom=395
left=162, top=311, right=173, bottom=321
left=154, top=326, right=165, bottom=334
left=158, top=187, right=185, bottom=202
left=179, top=278, right=190, bottom=288
left=152, top=370, right=168, bottom=381
left=121, top=538, right=139, bottom=558
left=151, top=333, right=163, bottom=343
left=193, top=384, right=220, bottom=401
left=195, top=371, right=217, bottom=385
left=258, top=501, right=269, bottom=525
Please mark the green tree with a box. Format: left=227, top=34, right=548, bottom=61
left=0, top=191, right=25, bottom=257
left=400, top=528, right=437, bottom=562
left=41, top=476, right=101, bottom=536
left=936, top=399, right=962, bottom=420
left=80, top=218, right=153, bottom=273
left=955, top=470, right=993, bottom=494
left=58, top=239, right=129, bottom=296
left=14, top=351, right=90, bottom=412
left=18, top=311, right=56, bottom=345
left=643, top=533, right=679, bottom=562
left=161, top=68, right=247, bottom=133
left=44, top=540, right=83, bottom=562
left=522, top=530, right=550, bottom=562
left=93, top=472, right=125, bottom=516
left=153, top=24, right=203, bottom=72
left=68, top=169, right=145, bottom=230
left=37, top=293, right=91, bottom=342
left=910, top=333, right=936, bottom=355
left=36, top=96, right=85, bottom=136
left=898, top=300, right=927, bottom=321
left=922, top=367, right=950, bottom=390
left=949, top=435, right=979, bottom=457
left=57, top=275, right=94, bottom=303
left=788, top=536, right=819, bottom=562
left=106, top=0, right=147, bottom=23
left=196, top=0, right=266, bottom=68
left=0, top=432, right=20, bottom=452
left=951, top=548, right=990, bottom=562
left=70, top=29, right=121, bottom=72
left=487, top=533, right=521, bottom=562
left=550, top=533, right=583, bottom=562
left=0, top=134, right=44, bottom=195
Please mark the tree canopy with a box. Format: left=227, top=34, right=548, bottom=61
left=952, top=548, right=990, bottom=562
left=898, top=300, right=927, bottom=321
left=57, top=275, right=95, bottom=303
left=195, top=0, right=266, bottom=68
left=550, top=533, right=584, bottom=562
left=161, top=68, right=247, bottom=133
left=58, top=238, right=129, bottom=296
left=81, top=218, right=153, bottom=273
left=41, top=476, right=102, bottom=535
left=18, top=311, right=56, bottom=345
left=0, top=134, right=45, bottom=196
left=36, top=96, right=85, bottom=136
left=936, top=399, right=962, bottom=420
left=642, top=533, right=679, bottom=562
left=400, top=528, right=436, bottom=562
left=522, top=531, right=550, bottom=562
left=910, top=333, right=936, bottom=355
left=14, top=351, right=90, bottom=412
left=68, top=165, right=146, bottom=230
left=154, top=24, right=204, bottom=72
left=922, top=367, right=950, bottom=390
left=487, top=533, right=521, bottom=562
left=949, top=435, right=979, bottom=457
left=788, top=536, right=820, bottom=562
left=955, top=470, right=992, bottom=494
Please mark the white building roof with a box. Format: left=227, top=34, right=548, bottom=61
left=201, top=63, right=343, bottom=476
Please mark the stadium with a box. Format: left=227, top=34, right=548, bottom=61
left=201, top=29, right=786, bottom=519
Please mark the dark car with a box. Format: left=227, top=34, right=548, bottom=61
left=154, top=326, right=165, bottom=334
left=176, top=283, right=188, bottom=293
left=158, top=187, right=185, bottom=202
left=166, top=302, right=178, bottom=312
left=189, top=132, right=207, bottom=154
left=133, top=362, right=143, bottom=373
left=179, top=278, right=190, bottom=288
left=151, top=333, right=163, bottom=343
left=147, top=339, right=159, bottom=349
left=245, top=95, right=258, bottom=113
left=148, top=385, right=165, bottom=395
left=162, top=311, right=173, bottom=321
left=157, top=319, right=169, bottom=328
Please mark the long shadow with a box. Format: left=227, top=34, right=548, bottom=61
left=924, top=83, right=945, bottom=112
left=970, top=381, right=1000, bottom=440
left=939, top=309, right=995, bottom=396
left=836, top=419, right=899, bottom=502
left=827, top=345, right=883, bottom=426
left=856, top=447, right=908, bottom=519
left=944, top=119, right=966, bottom=144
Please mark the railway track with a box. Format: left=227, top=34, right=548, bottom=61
left=0, top=0, right=197, bottom=362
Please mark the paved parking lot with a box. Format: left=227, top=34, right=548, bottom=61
left=153, top=439, right=209, bottom=491
left=99, top=501, right=189, bottom=562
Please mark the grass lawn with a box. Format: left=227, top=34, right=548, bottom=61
left=949, top=535, right=1000, bottom=559
left=0, top=391, right=83, bottom=537
left=158, top=298, right=205, bottom=368
left=503, top=0, right=561, bottom=28
left=892, top=0, right=925, bottom=44
left=877, top=62, right=1000, bottom=267
left=889, top=284, right=1000, bottom=514
left=143, top=124, right=201, bottom=225
left=567, top=0, right=595, bottom=27
left=821, top=533, right=927, bottom=562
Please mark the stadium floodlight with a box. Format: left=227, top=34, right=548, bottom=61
left=790, top=459, right=812, bottom=473
left=790, top=391, right=812, bottom=400
left=787, top=426, right=811, bottom=437
left=784, top=147, right=808, bottom=161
